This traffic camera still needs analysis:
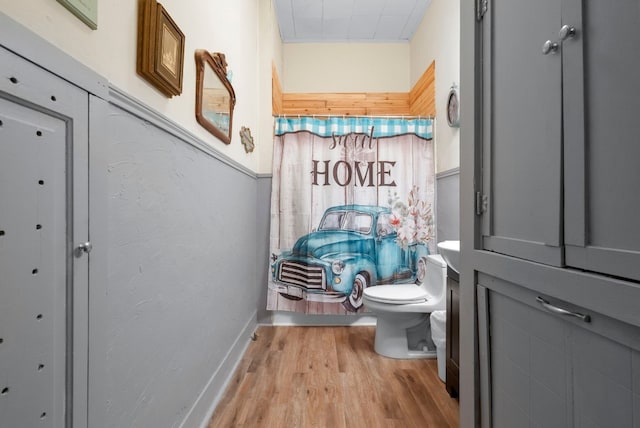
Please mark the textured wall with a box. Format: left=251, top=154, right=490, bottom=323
left=106, top=102, right=258, bottom=427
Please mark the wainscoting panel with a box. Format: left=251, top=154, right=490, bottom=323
left=436, top=167, right=460, bottom=243
left=105, top=96, right=259, bottom=427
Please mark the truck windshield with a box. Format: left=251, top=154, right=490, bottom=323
left=319, top=211, right=372, bottom=234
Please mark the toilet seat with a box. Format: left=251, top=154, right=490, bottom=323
left=364, top=284, right=429, bottom=304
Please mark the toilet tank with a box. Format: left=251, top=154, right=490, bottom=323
left=423, top=254, right=447, bottom=301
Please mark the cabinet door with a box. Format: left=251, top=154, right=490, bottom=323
left=563, top=0, right=640, bottom=281
left=0, top=46, right=89, bottom=427
left=489, top=290, right=572, bottom=428
left=481, top=0, right=564, bottom=266
left=445, top=273, right=460, bottom=398
left=485, top=281, right=640, bottom=428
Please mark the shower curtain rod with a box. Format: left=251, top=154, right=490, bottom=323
left=276, top=114, right=435, bottom=120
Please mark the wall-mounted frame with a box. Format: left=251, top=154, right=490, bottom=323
left=195, top=50, right=236, bottom=144
left=137, top=0, right=185, bottom=97
left=57, top=0, right=98, bottom=30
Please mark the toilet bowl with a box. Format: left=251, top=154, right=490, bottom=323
left=363, top=254, right=447, bottom=359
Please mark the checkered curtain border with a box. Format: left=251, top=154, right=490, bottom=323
left=274, top=116, right=433, bottom=140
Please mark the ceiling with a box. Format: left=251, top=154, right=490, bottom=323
left=274, top=0, right=433, bottom=43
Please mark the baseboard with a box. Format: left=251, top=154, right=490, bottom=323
left=179, top=311, right=258, bottom=428
left=270, top=312, right=377, bottom=326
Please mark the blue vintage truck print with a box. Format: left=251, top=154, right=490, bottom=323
left=270, top=205, right=430, bottom=312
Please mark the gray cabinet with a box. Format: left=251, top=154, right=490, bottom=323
left=480, top=0, right=640, bottom=276
left=446, top=268, right=460, bottom=398
left=0, top=44, right=90, bottom=427
left=473, top=0, right=640, bottom=426
left=563, top=0, right=640, bottom=281
left=480, top=0, right=563, bottom=266
left=478, top=276, right=640, bottom=428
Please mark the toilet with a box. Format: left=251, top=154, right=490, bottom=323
left=363, top=254, right=447, bottom=359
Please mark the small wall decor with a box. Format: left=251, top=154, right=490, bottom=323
left=446, top=83, right=460, bottom=128
left=57, top=0, right=98, bottom=29
left=195, top=50, right=236, bottom=144
left=137, top=0, right=185, bottom=97
left=240, top=127, right=254, bottom=153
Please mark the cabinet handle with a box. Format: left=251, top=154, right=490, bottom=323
left=536, top=296, right=591, bottom=323
left=542, top=40, right=559, bottom=55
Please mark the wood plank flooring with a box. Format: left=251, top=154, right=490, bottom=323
left=207, top=326, right=459, bottom=428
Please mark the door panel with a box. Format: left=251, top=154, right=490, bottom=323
left=485, top=278, right=640, bottom=428
left=489, top=290, right=571, bottom=428
left=564, top=0, right=640, bottom=281
left=0, top=98, right=68, bottom=428
left=482, top=0, right=564, bottom=266
left=0, top=46, right=89, bottom=427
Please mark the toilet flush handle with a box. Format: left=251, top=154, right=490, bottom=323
left=536, top=296, right=591, bottom=323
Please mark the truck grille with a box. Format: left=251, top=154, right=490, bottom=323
left=278, top=261, right=326, bottom=290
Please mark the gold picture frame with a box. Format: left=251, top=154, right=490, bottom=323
left=137, top=0, right=185, bottom=97
left=195, top=50, right=236, bottom=144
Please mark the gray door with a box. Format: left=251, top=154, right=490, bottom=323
left=563, top=0, right=640, bottom=281
left=0, top=46, right=89, bottom=427
left=485, top=281, right=640, bottom=428
left=480, top=0, right=564, bottom=266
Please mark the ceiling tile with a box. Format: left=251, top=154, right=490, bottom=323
left=382, top=0, right=418, bottom=14
left=348, top=15, right=380, bottom=40
left=274, top=0, right=432, bottom=43
left=323, top=0, right=354, bottom=19
left=322, top=17, right=352, bottom=40
left=376, top=15, right=408, bottom=40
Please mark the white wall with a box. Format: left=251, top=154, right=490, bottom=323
left=410, top=0, right=460, bottom=173
left=0, top=0, right=270, bottom=172
left=257, top=0, right=284, bottom=174
left=282, top=43, right=410, bottom=93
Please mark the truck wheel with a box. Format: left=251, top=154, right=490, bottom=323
left=343, top=272, right=369, bottom=312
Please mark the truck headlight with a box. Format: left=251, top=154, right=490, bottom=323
left=331, top=260, right=345, bottom=275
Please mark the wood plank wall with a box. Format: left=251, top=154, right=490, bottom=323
left=410, top=61, right=436, bottom=117
left=272, top=63, right=283, bottom=115
left=272, top=61, right=435, bottom=117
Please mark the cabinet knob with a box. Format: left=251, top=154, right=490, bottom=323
left=542, top=40, right=559, bottom=55
left=75, top=241, right=93, bottom=257
left=559, top=25, right=577, bottom=41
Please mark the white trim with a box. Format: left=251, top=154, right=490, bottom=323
left=436, top=167, right=460, bottom=179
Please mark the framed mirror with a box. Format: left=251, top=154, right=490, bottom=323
left=195, top=50, right=236, bottom=144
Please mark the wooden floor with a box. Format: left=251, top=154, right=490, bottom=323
left=207, top=326, right=459, bottom=428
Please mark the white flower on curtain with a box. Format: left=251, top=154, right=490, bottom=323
left=388, top=186, right=434, bottom=250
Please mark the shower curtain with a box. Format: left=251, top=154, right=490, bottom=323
left=268, top=116, right=435, bottom=314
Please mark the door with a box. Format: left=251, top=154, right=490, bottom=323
left=563, top=0, right=640, bottom=281
left=481, top=0, right=564, bottom=266
left=484, top=278, right=640, bottom=428
left=0, top=46, right=89, bottom=427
